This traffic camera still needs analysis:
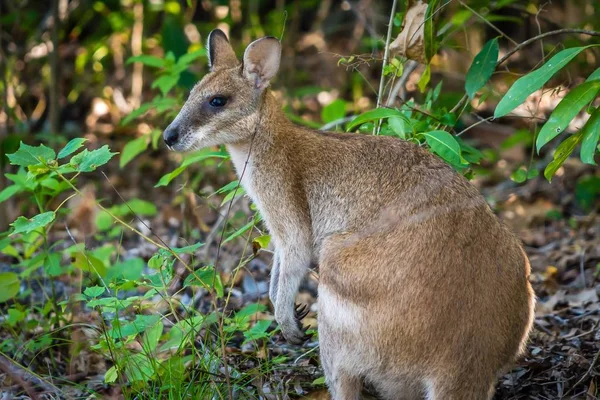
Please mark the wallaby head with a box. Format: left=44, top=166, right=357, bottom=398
left=163, top=29, right=281, bottom=151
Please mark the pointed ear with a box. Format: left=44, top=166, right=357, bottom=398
left=242, top=37, right=281, bottom=90
left=207, top=29, right=238, bottom=71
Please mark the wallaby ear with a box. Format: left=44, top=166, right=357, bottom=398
left=207, top=29, right=238, bottom=71
left=242, top=37, right=281, bottom=90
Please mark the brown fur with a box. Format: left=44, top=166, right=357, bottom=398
left=164, top=30, right=535, bottom=400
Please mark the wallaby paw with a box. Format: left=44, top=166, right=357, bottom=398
left=280, top=321, right=310, bottom=345
left=295, top=303, right=310, bottom=320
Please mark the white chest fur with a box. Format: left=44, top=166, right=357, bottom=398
left=227, top=144, right=258, bottom=204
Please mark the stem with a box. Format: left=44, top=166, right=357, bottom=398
left=374, top=0, right=398, bottom=135
left=49, top=0, right=60, bottom=133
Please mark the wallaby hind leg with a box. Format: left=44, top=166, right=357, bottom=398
left=323, top=366, right=361, bottom=400
left=425, top=375, right=495, bottom=400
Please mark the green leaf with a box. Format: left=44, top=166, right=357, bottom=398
left=10, top=211, right=55, bottom=235
left=423, top=130, right=465, bottom=167
left=7, top=142, right=56, bottom=167
left=184, top=266, right=223, bottom=297
left=544, top=133, right=583, bottom=182
left=585, top=67, right=600, bottom=82
left=84, top=286, right=106, bottom=298
left=121, top=97, right=178, bottom=126
left=155, top=165, right=186, bottom=187
left=153, top=74, right=180, bottom=96
left=581, top=108, right=600, bottom=165
left=125, top=198, right=158, bottom=216
left=312, top=376, right=326, bottom=386
left=465, top=38, right=499, bottom=99
left=0, top=272, right=20, bottom=303
left=72, top=252, right=108, bottom=277
left=424, top=0, right=439, bottom=62
left=172, top=242, right=204, bottom=254
left=253, top=235, right=271, bottom=250
left=495, top=46, right=593, bottom=118
left=127, top=54, right=166, bottom=68
left=0, top=185, right=21, bottom=203
left=120, top=136, right=149, bottom=168
left=177, top=48, right=207, bottom=66
left=71, top=145, right=117, bottom=172
left=321, top=99, right=346, bottom=124
left=418, top=64, right=431, bottom=93
left=223, top=219, right=255, bottom=243
left=243, top=319, right=271, bottom=342
left=536, top=80, right=600, bottom=152
left=58, top=138, right=87, bottom=159
left=109, top=315, right=161, bottom=339
left=347, top=108, right=410, bottom=131
left=511, top=168, right=527, bottom=183
left=45, top=253, right=62, bottom=277
left=104, top=366, right=118, bottom=384
left=235, top=303, right=268, bottom=321
left=142, top=320, right=163, bottom=353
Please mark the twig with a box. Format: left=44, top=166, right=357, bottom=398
left=565, top=344, right=600, bottom=397
left=449, top=28, right=600, bottom=116
left=320, top=115, right=357, bottom=131
left=459, top=1, right=518, bottom=46
left=199, top=195, right=244, bottom=260
left=374, top=0, right=398, bottom=134
left=130, top=1, right=144, bottom=108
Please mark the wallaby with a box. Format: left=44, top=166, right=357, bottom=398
left=163, top=29, right=535, bottom=400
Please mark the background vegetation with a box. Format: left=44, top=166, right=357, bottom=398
left=1, top=0, right=600, bottom=398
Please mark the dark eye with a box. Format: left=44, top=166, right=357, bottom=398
left=209, top=96, right=228, bottom=107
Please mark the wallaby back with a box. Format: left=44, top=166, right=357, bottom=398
left=163, top=30, right=535, bottom=400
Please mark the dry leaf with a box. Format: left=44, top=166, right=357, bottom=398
left=389, top=1, right=427, bottom=63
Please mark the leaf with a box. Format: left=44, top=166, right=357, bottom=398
left=495, top=46, right=593, bottom=118
left=0, top=272, right=20, bottom=303
left=312, top=376, right=326, bottom=386
left=7, top=142, right=56, bottom=167
left=243, top=319, right=271, bottom=342
left=544, top=133, right=583, bottom=182
left=120, top=136, right=149, bottom=168
left=536, top=80, right=600, bottom=152
left=183, top=266, right=223, bottom=297
left=126, top=198, right=158, bottom=216
left=418, top=64, right=431, bottom=93
left=465, top=38, right=499, bottom=99
left=235, top=303, right=268, bottom=321
left=72, top=252, right=108, bottom=277
left=424, top=0, right=439, bottom=62
left=109, top=315, right=161, bottom=339
left=155, top=165, right=186, bottom=187
left=121, top=97, right=177, bottom=126
left=142, top=320, right=163, bottom=353
left=0, top=185, right=21, bottom=203
left=172, top=242, right=204, bottom=254
left=511, top=168, right=527, bottom=183
left=152, top=74, right=180, bottom=96
left=104, top=366, right=118, bottom=384
left=84, top=286, right=106, bottom=298
left=45, top=253, right=62, bottom=277
left=423, top=130, right=465, bottom=167
left=58, top=138, right=87, bottom=159
left=126, top=54, right=166, bottom=68
left=253, top=235, right=271, bottom=250
left=10, top=212, right=55, bottom=235
left=585, top=67, right=600, bottom=82
left=177, top=48, right=207, bottom=66
left=71, top=145, right=117, bottom=172
left=347, top=108, right=410, bottom=131
left=321, top=99, right=346, bottom=124
left=581, top=108, right=600, bottom=164
left=223, top=219, right=255, bottom=243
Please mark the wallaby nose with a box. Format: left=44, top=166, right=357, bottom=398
left=163, top=124, right=180, bottom=147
